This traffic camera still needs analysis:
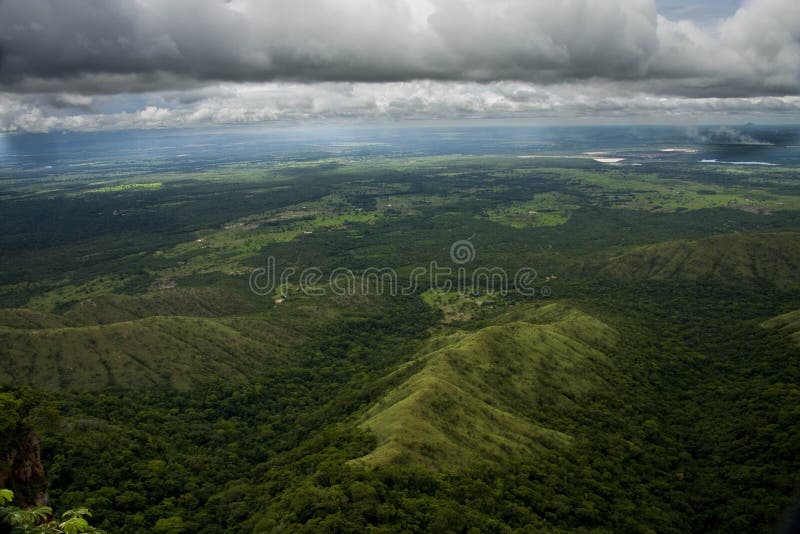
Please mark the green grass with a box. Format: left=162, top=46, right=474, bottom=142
left=151, top=194, right=381, bottom=279
left=5, top=155, right=800, bottom=311
left=86, top=182, right=163, bottom=194
left=420, top=289, right=500, bottom=323
left=0, top=288, right=384, bottom=391
left=485, top=192, right=578, bottom=228
left=532, top=166, right=800, bottom=213
left=0, top=308, right=71, bottom=329
left=762, top=309, right=800, bottom=346
left=24, top=275, right=132, bottom=312
left=0, top=316, right=274, bottom=391
left=598, top=231, right=800, bottom=289
left=353, top=303, right=616, bottom=470
left=58, top=287, right=256, bottom=325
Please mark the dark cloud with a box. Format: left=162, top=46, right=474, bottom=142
left=0, top=0, right=798, bottom=132
left=692, top=125, right=773, bottom=145
left=691, top=125, right=799, bottom=146
left=0, top=0, right=797, bottom=97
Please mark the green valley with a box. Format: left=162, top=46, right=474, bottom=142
left=2, top=138, right=800, bottom=533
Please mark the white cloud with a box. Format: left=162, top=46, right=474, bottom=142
left=0, top=0, right=798, bottom=131
left=2, top=82, right=799, bottom=133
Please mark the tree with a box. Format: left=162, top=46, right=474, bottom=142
left=0, top=490, right=104, bottom=534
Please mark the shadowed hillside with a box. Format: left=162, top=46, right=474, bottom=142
left=0, top=292, right=385, bottom=391
left=60, top=287, right=256, bottom=325
left=763, top=310, right=800, bottom=346
left=0, top=288, right=256, bottom=328
left=598, top=232, right=800, bottom=288
left=353, top=304, right=616, bottom=470
left=0, top=316, right=283, bottom=391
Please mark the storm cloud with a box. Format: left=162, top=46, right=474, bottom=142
left=1, top=0, right=798, bottom=95
left=0, top=0, right=798, bottom=131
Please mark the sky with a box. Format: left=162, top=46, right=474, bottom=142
left=0, top=0, right=798, bottom=133
left=656, top=0, right=740, bottom=25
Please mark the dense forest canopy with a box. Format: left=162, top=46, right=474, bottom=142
left=1, top=126, right=800, bottom=532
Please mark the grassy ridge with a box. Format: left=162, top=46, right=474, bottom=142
left=599, top=231, right=800, bottom=288
left=0, top=316, right=281, bottom=391
left=0, top=289, right=390, bottom=391
left=0, top=287, right=281, bottom=391
left=59, top=287, right=255, bottom=325
left=763, top=309, right=800, bottom=346
left=0, top=308, right=71, bottom=329
left=354, top=304, right=615, bottom=470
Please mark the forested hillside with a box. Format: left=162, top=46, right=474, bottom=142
left=2, top=151, right=799, bottom=532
